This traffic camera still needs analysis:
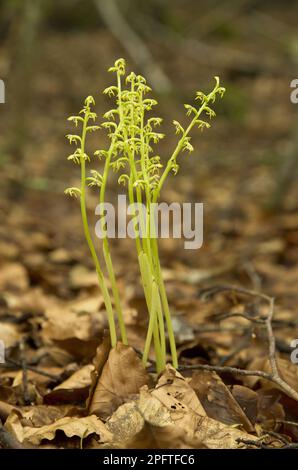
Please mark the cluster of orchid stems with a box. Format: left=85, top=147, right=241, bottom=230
left=65, top=59, right=225, bottom=373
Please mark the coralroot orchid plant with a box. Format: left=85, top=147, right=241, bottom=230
left=65, top=59, right=225, bottom=373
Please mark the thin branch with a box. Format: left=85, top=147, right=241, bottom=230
left=213, top=311, right=265, bottom=324
left=177, top=363, right=276, bottom=381
left=1, top=359, right=61, bottom=382
left=194, top=285, right=298, bottom=402
left=176, top=364, right=296, bottom=403
left=236, top=434, right=298, bottom=449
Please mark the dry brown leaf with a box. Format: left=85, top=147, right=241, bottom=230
left=138, top=388, right=173, bottom=426
left=150, top=369, right=203, bottom=443
left=7, top=405, right=72, bottom=428
left=4, top=287, right=50, bottom=314
left=0, top=400, right=17, bottom=421
left=45, top=346, right=76, bottom=366
left=0, top=263, right=29, bottom=291
left=42, top=301, right=104, bottom=344
left=40, top=296, right=106, bottom=365
left=190, top=370, right=254, bottom=431
left=49, top=248, right=73, bottom=264
left=194, top=414, right=257, bottom=449
left=162, top=265, right=232, bottom=285
left=256, top=388, right=285, bottom=430
left=0, top=241, right=19, bottom=260
left=110, top=386, right=256, bottom=449
left=5, top=411, right=112, bottom=445
left=231, top=385, right=258, bottom=425
left=106, top=401, right=144, bottom=442
left=0, top=323, right=21, bottom=348
left=147, top=369, right=257, bottom=449
left=126, top=422, right=200, bottom=449
left=86, top=335, right=111, bottom=410
left=88, top=343, right=149, bottom=419
left=153, top=365, right=206, bottom=416
left=11, top=367, right=61, bottom=388
left=53, top=337, right=101, bottom=361
left=69, top=265, right=99, bottom=289
left=70, top=296, right=105, bottom=315
left=107, top=391, right=202, bottom=448
left=247, top=356, right=298, bottom=393
left=44, top=365, right=94, bottom=404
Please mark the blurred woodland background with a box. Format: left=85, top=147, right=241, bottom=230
left=0, top=0, right=298, bottom=449
left=0, top=0, right=298, bottom=309
left=0, top=0, right=297, bottom=261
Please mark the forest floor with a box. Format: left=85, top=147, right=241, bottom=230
left=0, top=2, right=298, bottom=449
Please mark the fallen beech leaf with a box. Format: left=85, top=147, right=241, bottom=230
left=107, top=391, right=202, bottom=449
left=6, top=412, right=112, bottom=445
left=5, top=287, right=50, bottom=314
left=194, top=414, right=257, bottom=449
left=0, top=323, right=21, bottom=348
left=247, top=356, right=298, bottom=394
left=70, top=296, right=105, bottom=315
left=231, top=385, right=258, bottom=425
left=86, top=335, right=111, bottom=410
left=162, top=265, right=232, bottom=284
left=45, top=346, right=76, bottom=366
left=106, top=402, right=144, bottom=442
left=256, top=388, right=285, bottom=430
left=49, top=248, right=73, bottom=264
left=146, top=370, right=257, bottom=449
left=69, top=265, right=99, bottom=289
left=42, top=302, right=104, bottom=343
left=153, top=365, right=206, bottom=417
left=88, top=343, right=149, bottom=419
left=0, top=263, right=29, bottom=291
left=190, top=370, right=254, bottom=432
left=53, top=338, right=101, bottom=361
left=7, top=405, right=72, bottom=428
left=138, top=388, right=172, bottom=426
left=0, top=400, right=17, bottom=421
left=150, top=370, right=202, bottom=442
left=44, top=365, right=94, bottom=404
left=42, top=308, right=91, bottom=341
left=0, top=241, right=19, bottom=260
left=126, top=422, right=199, bottom=449
left=12, top=367, right=61, bottom=388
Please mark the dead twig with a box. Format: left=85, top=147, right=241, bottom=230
left=193, top=285, right=298, bottom=402
left=277, top=420, right=298, bottom=427
left=1, top=359, right=61, bottom=382
left=236, top=433, right=298, bottom=449
left=212, top=311, right=265, bottom=324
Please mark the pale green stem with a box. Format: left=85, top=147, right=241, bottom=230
left=98, top=70, right=128, bottom=345
left=154, top=103, right=207, bottom=200
left=146, top=102, right=211, bottom=368
left=80, top=114, right=117, bottom=347
left=138, top=96, right=166, bottom=368
left=150, top=236, right=178, bottom=368
left=128, top=177, right=163, bottom=372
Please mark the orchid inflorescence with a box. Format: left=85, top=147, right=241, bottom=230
left=65, top=58, right=225, bottom=372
